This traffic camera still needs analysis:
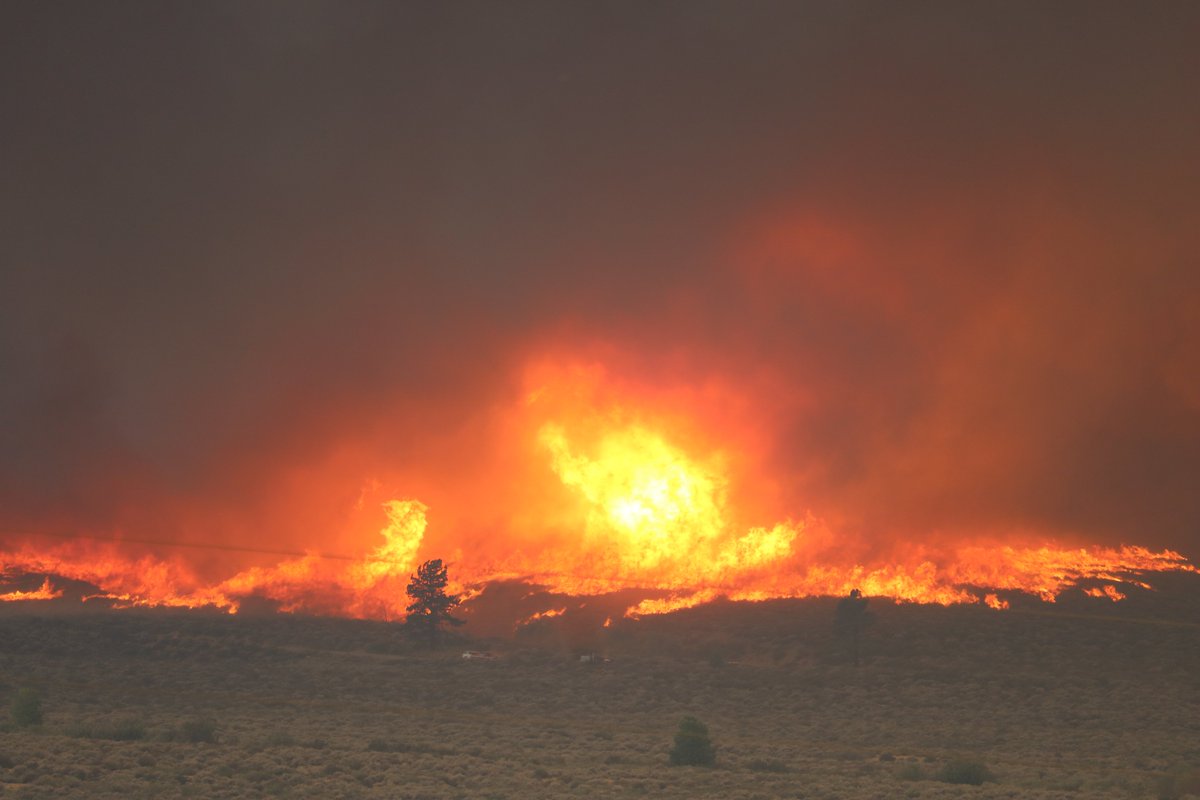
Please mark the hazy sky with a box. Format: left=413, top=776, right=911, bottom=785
left=3, top=1, right=1198, bottom=563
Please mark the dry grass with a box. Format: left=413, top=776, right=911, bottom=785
left=0, top=581, right=1198, bottom=799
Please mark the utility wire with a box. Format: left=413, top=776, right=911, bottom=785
left=0, top=528, right=810, bottom=594
left=1, top=528, right=383, bottom=564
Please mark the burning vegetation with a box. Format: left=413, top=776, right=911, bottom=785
left=0, top=363, right=1195, bottom=622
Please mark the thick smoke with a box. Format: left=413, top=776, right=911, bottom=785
left=2, top=1, right=1198, bottom=571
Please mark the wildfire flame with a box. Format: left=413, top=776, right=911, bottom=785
left=983, top=594, right=1009, bottom=610
left=0, top=577, right=63, bottom=602
left=1, top=500, right=428, bottom=617
left=1084, top=585, right=1127, bottom=602
left=517, top=606, right=568, bottom=627
left=537, top=421, right=799, bottom=584
left=0, top=363, right=1195, bottom=620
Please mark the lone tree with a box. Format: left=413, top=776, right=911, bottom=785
left=669, top=716, right=716, bottom=766
left=404, top=559, right=464, bottom=647
left=834, top=588, right=871, bottom=666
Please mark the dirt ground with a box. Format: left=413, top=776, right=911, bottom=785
left=1, top=581, right=1198, bottom=799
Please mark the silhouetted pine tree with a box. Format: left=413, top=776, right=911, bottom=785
left=403, top=559, right=464, bottom=647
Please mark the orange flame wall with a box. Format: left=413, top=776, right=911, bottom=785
left=1, top=360, right=1194, bottom=619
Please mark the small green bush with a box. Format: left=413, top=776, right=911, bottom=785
left=111, top=719, right=147, bottom=741
left=669, top=716, right=716, bottom=767
left=937, top=759, right=993, bottom=785
left=10, top=689, right=42, bottom=727
left=179, top=719, right=217, bottom=743
left=897, top=762, right=926, bottom=781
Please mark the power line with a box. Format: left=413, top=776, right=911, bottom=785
left=0, top=528, right=382, bottom=564
left=0, top=527, right=800, bottom=594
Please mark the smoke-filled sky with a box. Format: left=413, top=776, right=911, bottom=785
left=3, top=1, right=1199, bottom=572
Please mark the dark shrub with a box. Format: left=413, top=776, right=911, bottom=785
left=669, top=716, right=716, bottom=767
left=366, top=739, right=448, bottom=755
left=897, top=762, right=926, bottom=781
left=69, top=719, right=147, bottom=741
left=180, top=719, right=217, bottom=743
left=937, top=759, right=993, bottom=785
left=10, top=689, right=42, bottom=727
left=110, top=719, right=147, bottom=741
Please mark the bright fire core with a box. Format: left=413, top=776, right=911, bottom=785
left=0, top=366, right=1195, bottom=619
left=537, top=422, right=797, bottom=582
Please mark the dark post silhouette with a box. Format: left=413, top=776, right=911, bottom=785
left=834, top=588, right=871, bottom=666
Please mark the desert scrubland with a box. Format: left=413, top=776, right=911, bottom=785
left=1, top=579, right=1198, bottom=800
